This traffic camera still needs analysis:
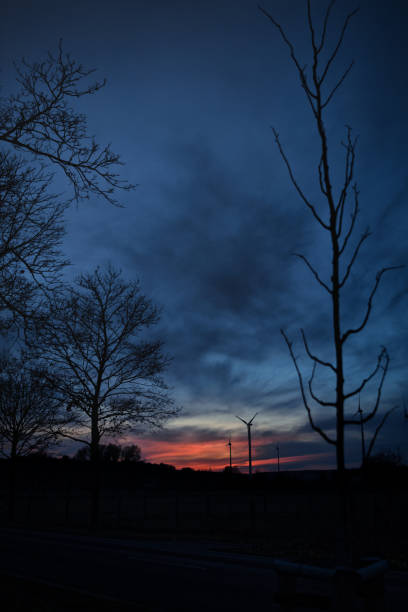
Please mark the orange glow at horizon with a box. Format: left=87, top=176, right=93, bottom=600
left=128, top=436, right=331, bottom=472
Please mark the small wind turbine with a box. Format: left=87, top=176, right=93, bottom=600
left=358, top=395, right=366, bottom=465
left=354, top=394, right=366, bottom=466
left=236, top=412, right=258, bottom=477
left=227, top=435, right=232, bottom=469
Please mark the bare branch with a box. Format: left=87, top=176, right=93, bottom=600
left=339, top=184, right=360, bottom=255
left=281, top=329, right=336, bottom=445
left=307, top=0, right=317, bottom=53
left=259, top=6, right=307, bottom=84
left=342, top=267, right=403, bottom=343
left=344, top=347, right=388, bottom=400
left=301, top=329, right=337, bottom=373
left=360, top=354, right=390, bottom=425
left=322, top=61, right=354, bottom=108
left=317, top=1, right=336, bottom=53
left=344, top=352, right=389, bottom=426
left=318, top=155, right=327, bottom=196
left=318, top=8, right=359, bottom=85
left=365, top=406, right=396, bottom=459
left=339, top=228, right=371, bottom=288
left=55, top=430, right=91, bottom=446
left=259, top=6, right=318, bottom=114
left=293, top=253, right=332, bottom=293
left=336, top=127, right=357, bottom=233
left=308, top=361, right=337, bottom=407
left=273, top=130, right=330, bottom=229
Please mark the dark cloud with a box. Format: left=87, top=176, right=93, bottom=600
left=2, top=0, right=407, bottom=467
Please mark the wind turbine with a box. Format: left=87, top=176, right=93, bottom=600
left=236, top=412, right=258, bottom=477
left=357, top=395, right=366, bottom=465
left=227, top=435, right=232, bottom=469
left=353, top=394, right=366, bottom=466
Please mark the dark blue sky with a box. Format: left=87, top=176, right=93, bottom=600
left=2, top=0, right=407, bottom=470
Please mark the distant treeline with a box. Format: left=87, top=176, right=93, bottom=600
left=0, top=449, right=406, bottom=495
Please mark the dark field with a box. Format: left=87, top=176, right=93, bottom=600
left=1, top=458, right=407, bottom=571
left=0, top=574, right=143, bottom=612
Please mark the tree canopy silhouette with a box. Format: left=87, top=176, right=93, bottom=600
left=0, top=41, right=133, bottom=205
left=31, top=264, right=178, bottom=526
left=0, top=153, right=67, bottom=325
left=0, top=353, right=60, bottom=519
left=0, top=43, right=133, bottom=323
left=0, top=354, right=59, bottom=459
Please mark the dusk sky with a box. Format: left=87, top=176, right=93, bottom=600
left=2, top=0, right=407, bottom=471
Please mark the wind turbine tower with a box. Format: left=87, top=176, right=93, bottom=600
left=236, top=413, right=258, bottom=477
left=227, top=435, right=232, bottom=469
left=357, top=395, right=366, bottom=466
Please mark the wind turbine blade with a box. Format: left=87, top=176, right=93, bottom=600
left=248, top=412, right=259, bottom=424
left=236, top=415, right=248, bottom=425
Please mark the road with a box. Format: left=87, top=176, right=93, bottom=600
left=0, top=528, right=406, bottom=611
left=0, top=528, right=282, bottom=611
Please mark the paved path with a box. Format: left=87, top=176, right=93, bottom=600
left=0, top=528, right=281, bottom=611
left=0, top=528, right=406, bottom=611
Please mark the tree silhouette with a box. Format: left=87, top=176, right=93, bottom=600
left=0, top=354, right=60, bottom=519
left=0, top=152, right=67, bottom=325
left=0, top=43, right=133, bottom=322
left=261, top=1, right=400, bottom=561
left=74, top=443, right=142, bottom=463
left=121, top=444, right=142, bottom=462
left=0, top=41, right=133, bottom=205
left=32, top=264, right=178, bottom=527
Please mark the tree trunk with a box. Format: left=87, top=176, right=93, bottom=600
left=332, top=229, right=352, bottom=565
left=8, top=440, right=17, bottom=522
left=90, top=411, right=100, bottom=530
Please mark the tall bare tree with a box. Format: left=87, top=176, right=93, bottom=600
left=261, top=0, right=398, bottom=478
left=32, top=264, right=178, bottom=527
left=260, top=1, right=399, bottom=560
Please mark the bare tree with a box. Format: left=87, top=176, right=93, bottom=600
left=260, top=2, right=400, bottom=560
left=32, top=264, right=178, bottom=527
left=0, top=43, right=134, bottom=324
left=0, top=41, right=133, bottom=205
left=260, top=0, right=398, bottom=478
left=0, top=152, right=67, bottom=325
left=0, top=354, right=60, bottom=519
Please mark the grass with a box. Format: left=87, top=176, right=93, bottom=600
left=0, top=574, right=155, bottom=612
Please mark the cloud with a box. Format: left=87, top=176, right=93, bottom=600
left=6, top=0, right=406, bottom=469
